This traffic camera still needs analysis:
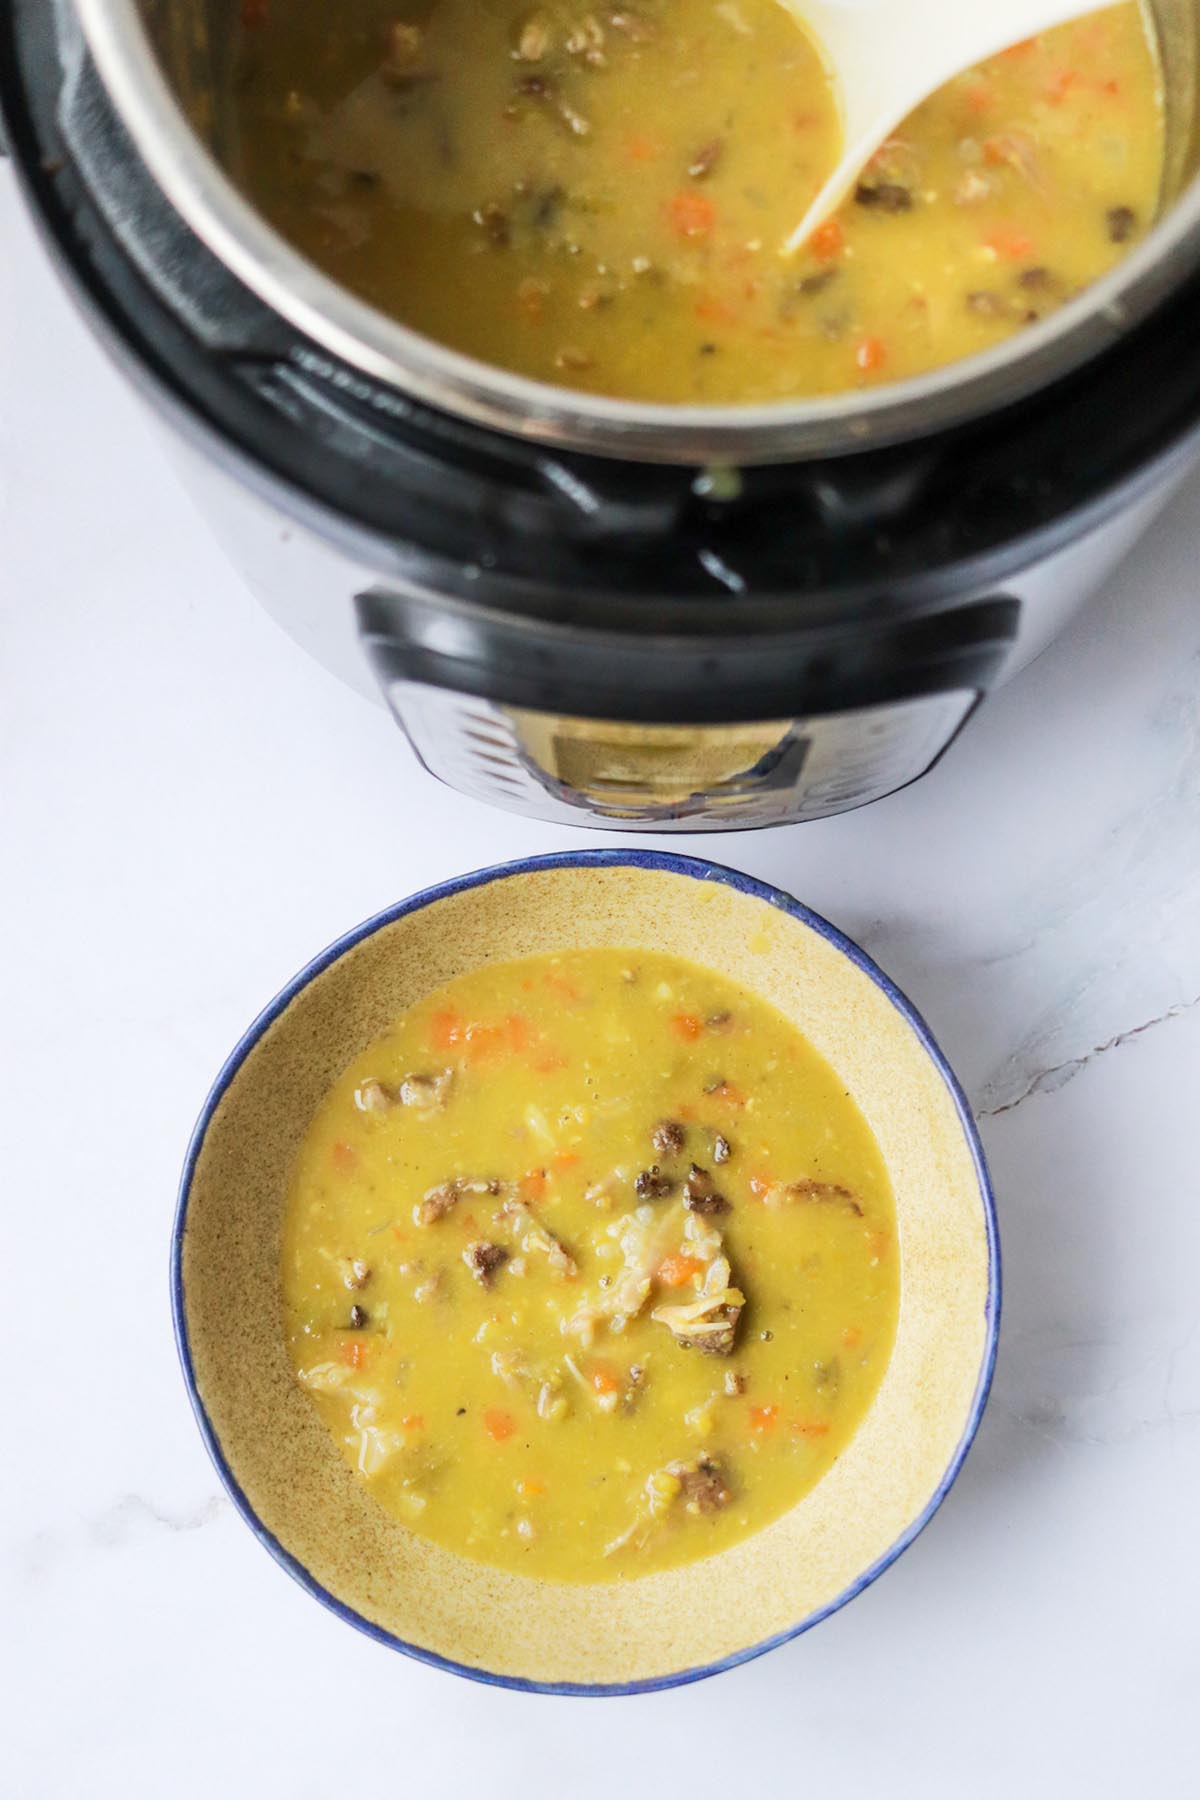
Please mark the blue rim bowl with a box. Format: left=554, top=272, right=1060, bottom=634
left=172, top=849, right=1000, bottom=1695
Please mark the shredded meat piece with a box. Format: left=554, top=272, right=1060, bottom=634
left=462, top=1240, right=508, bottom=1285
left=635, top=1166, right=675, bottom=1201
left=608, top=9, right=655, bottom=42
left=760, top=1178, right=862, bottom=1216
left=1107, top=204, right=1137, bottom=243
left=565, top=13, right=605, bottom=58
left=966, top=289, right=1007, bottom=318
left=354, top=1077, right=393, bottom=1113
left=603, top=1449, right=731, bottom=1556
left=473, top=200, right=510, bottom=246
left=712, top=1133, right=732, bottom=1165
left=670, top=1453, right=732, bottom=1513
left=515, top=11, right=552, bottom=60
left=567, top=1204, right=679, bottom=1342
left=724, top=1369, right=746, bottom=1396
left=584, top=1174, right=619, bottom=1209
left=854, top=179, right=913, bottom=211
left=398, top=1069, right=454, bottom=1111
left=954, top=169, right=992, bottom=206
left=651, top=1120, right=686, bottom=1156
left=342, top=1258, right=371, bottom=1289
left=687, top=138, right=723, bottom=179
left=414, top=1181, right=459, bottom=1226
left=651, top=1211, right=744, bottom=1354
left=654, top=1296, right=742, bottom=1355
left=683, top=1163, right=729, bottom=1216
left=414, top=1174, right=501, bottom=1226
left=537, top=1379, right=569, bottom=1422
left=500, top=1197, right=577, bottom=1278
left=382, top=20, right=423, bottom=82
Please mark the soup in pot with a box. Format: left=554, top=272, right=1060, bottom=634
left=230, top=0, right=1164, bottom=402
left=282, top=948, right=899, bottom=1581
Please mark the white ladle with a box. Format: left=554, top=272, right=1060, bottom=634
left=782, top=0, right=1114, bottom=254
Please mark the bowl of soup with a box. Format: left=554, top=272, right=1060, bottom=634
left=174, top=851, right=999, bottom=1692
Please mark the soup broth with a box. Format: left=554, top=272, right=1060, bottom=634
left=282, top=948, right=900, bottom=1581
left=231, top=0, right=1164, bottom=402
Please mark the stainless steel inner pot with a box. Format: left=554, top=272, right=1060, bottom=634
left=69, top=0, right=1200, bottom=464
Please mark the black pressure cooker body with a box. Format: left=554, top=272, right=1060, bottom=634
left=6, top=0, right=1200, bottom=828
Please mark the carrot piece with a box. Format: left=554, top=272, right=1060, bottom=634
left=1044, top=68, right=1078, bottom=106
left=331, top=1141, right=358, bottom=1174
left=505, top=1014, right=532, bottom=1052
left=531, top=1053, right=568, bottom=1074
left=337, top=1338, right=367, bottom=1370
left=626, top=134, right=658, bottom=162
left=552, top=1150, right=581, bottom=1172
left=670, top=1012, right=705, bottom=1040
left=855, top=335, right=887, bottom=374
left=792, top=1419, right=831, bottom=1438
left=748, top=1170, right=773, bottom=1198
left=516, top=1476, right=546, bottom=1498
left=589, top=1362, right=622, bottom=1395
left=471, top=1021, right=516, bottom=1062
left=399, top=1414, right=424, bottom=1431
left=749, top=1404, right=781, bottom=1432
left=694, top=296, right=739, bottom=326
left=999, top=36, right=1037, bottom=58
left=483, top=1408, right=515, bottom=1442
left=544, top=971, right=583, bottom=1004
left=985, top=229, right=1034, bottom=260
left=657, top=1253, right=705, bottom=1288
left=869, top=1230, right=890, bottom=1262
left=520, top=1168, right=548, bottom=1203
left=430, top=1009, right=465, bottom=1050
left=810, top=218, right=844, bottom=261
left=841, top=1324, right=864, bottom=1348
left=707, top=1080, right=746, bottom=1107
left=964, top=81, right=992, bottom=115
left=517, top=276, right=549, bottom=322
left=668, top=190, right=717, bottom=239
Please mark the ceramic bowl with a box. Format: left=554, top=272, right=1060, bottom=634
left=173, top=851, right=999, bottom=1694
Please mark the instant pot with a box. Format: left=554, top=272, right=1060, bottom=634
left=5, top=0, right=1200, bottom=829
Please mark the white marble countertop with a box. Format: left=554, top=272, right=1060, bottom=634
left=3, top=169, right=1199, bottom=1798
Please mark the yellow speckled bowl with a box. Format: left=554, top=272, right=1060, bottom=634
left=173, top=852, right=999, bottom=1694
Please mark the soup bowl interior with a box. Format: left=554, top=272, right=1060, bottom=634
left=176, top=855, right=997, bottom=1692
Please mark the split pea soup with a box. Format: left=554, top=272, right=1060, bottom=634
left=283, top=947, right=900, bottom=1582
left=231, top=0, right=1164, bottom=402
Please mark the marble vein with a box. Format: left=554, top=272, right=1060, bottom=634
left=10, top=1494, right=228, bottom=1590
left=976, top=992, right=1200, bottom=1117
